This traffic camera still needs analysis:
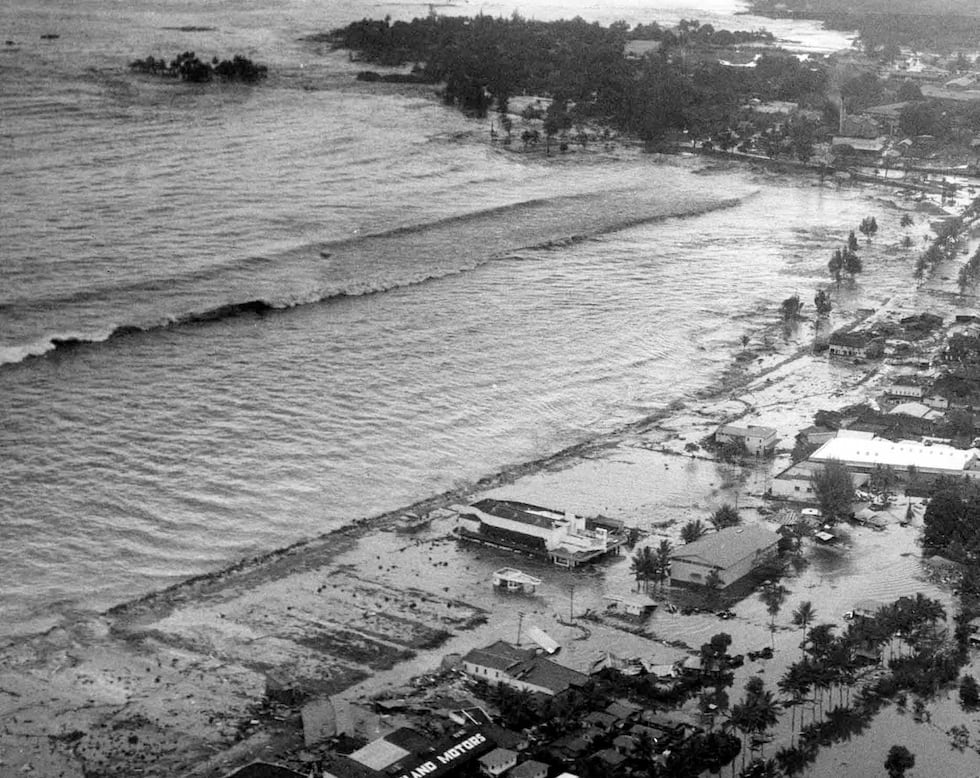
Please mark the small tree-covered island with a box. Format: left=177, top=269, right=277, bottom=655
left=129, top=51, right=268, bottom=82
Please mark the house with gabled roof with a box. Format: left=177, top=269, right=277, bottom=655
left=510, top=760, right=549, bottom=778
left=828, top=331, right=884, bottom=359
left=714, top=424, right=778, bottom=455
left=605, top=699, right=643, bottom=723
left=670, top=526, right=779, bottom=588
left=462, top=640, right=588, bottom=696
left=479, top=747, right=518, bottom=777
left=582, top=711, right=618, bottom=731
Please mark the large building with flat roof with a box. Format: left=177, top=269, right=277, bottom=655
left=809, top=432, right=979, bottom=476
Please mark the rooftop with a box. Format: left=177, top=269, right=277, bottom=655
left=810, top=434, right=977, bottom=471
left=512, top=656, right=589, bottom=695
left=671, top=525, right=780, bottom=569
left=716, top=424, right=777, bottom=438
left=468, top=498, right=564, bottom=530
left=462, top=641, right=536, bottom=672
left=510, top=760, right=550, bottom=778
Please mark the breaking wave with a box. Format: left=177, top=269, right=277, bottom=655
left=0, top=191, right=749, bottom=368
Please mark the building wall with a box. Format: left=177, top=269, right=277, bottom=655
left=462, top=660, right=507, bottom=684
left=886, top=384, right=924, bottom=398
left=770, top=476, right=817, bottom=501
left=744, top=434, right=776, bottom=455
left=716, top=428, right=775, bottom=455
left=829, top=343, right=864, bottom=357
left=461, top=661, right=558, bottom=696
left=481, top=751, right=517, bottom=776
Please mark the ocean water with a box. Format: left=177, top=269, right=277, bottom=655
left=0, top=0, right=869, bottom=639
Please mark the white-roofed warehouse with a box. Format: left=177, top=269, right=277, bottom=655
left=810, top=433, right=979, bottom=476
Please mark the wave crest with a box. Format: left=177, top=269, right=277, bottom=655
left=0, top=191, right=749, bottom=368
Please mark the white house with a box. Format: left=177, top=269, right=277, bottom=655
left=479, top=748, right=518, bottom=777
left=714, top=424, right=778, bottom=455
left=884, top=382, right=925, bottom=399
left=462, top=641, right=588, bottom=696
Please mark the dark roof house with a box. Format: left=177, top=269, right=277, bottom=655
left=670, top=526, right=779, bottom=588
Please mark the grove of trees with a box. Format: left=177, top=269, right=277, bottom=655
left=330, top=14, right=829, bottom=139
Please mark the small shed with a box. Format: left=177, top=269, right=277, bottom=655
left=492, top=567, right=542, bottom=593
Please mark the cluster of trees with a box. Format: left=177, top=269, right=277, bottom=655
left=129, top=52, right=268, bottom=82
left=922, top=475, right=980, bottom=563
left=828, top=224, right=872, bottom=287
left=809, top=458, right=854, bottom=522
left=631, top=505, right=743, bottom=590
left=479, top=584, right=963, bottom=777
left=768, top=593, right=962, bottom=775
left=780, top=294, right=804, bottom=321
left=630, top=539, right=673, bottom=591
left=629, top=18, right=775, bottom=47
left=915, top=214, right=965, bottom=280
left=330, top=14, right=829, bottom=138
left=957, top=242, right=980, bottom=294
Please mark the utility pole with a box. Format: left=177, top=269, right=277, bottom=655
left=516, top=611, right=524, bottom=645
left=569, top=585, right=575, bottom=622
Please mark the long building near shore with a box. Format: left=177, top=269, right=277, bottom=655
left=454, top=499, right=626, bottom=567
left=771, top=430, right=980, bottom=501
left=809, top=431, right=979, bottom=476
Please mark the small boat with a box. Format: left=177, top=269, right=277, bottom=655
left=492, top=567, right=542, bottom=593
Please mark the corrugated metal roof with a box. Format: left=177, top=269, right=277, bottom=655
left=525, top=625, right=559, bottom=654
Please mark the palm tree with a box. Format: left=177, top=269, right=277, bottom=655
left=681, top=519, right=709, bottom=544
left=805, top=623, right=836, bottom=662
left=911, top=592, right=946, bottom=638
left=825, top=639, right=855, bottom=706
left=777, top=662, right=811, bottom=738
left=728, top=702, right=754, bottom=771
left=630, top=546, right=655, bottom=592
left=740, top=757, right=782, bottom=777
left=760, top=583, right=789, bottom=650
left=791, top=601, right=816, bottom=658
left=711, top=503, right=741, bottom=530
left=749, top=690, right=781, bottom=756
left=655, top=538, right=673, bottom=591
left=705, top=568, right=725, bottom=608
left=828, top=248, right=843, bottom=288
